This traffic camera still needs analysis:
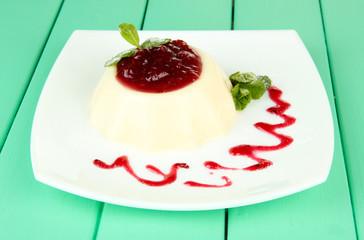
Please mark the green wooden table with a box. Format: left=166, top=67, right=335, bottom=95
left=0, top=0, right=363, bottom=239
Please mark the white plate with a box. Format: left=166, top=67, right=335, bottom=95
left=31, top=30, right=334, bottom=211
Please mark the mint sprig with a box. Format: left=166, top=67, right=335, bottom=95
left=230, top=72, right=257, bottom=85
left=119, top=23, right=140, bottom=48
left=231, top=84, right=252, bottom=111
left=230, top=72, right=272, bottom=111
left=105, top=23, right=172, bottom=67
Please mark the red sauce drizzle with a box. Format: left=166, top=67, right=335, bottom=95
left=93, top=156, right=189, bottom=187
left=184, top=176, right=232, bottom=188
left=93, top=86, right=295, bottom=187
left=205, top=161, right=240, bottom=170
left=224, top=86, right=295, bottom=171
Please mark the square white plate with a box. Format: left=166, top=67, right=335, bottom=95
left=31, top=30, right=333, bottom=210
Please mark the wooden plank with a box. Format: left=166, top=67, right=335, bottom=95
left=227, top=0, right=357, bottom=239
left=320, top=0, right=364, bottom=238
left=143, top=0, right=232, bottom=30
left=0, top=0, right=62, bottom=149
left=98, top=205, right=224, bottom=240
left=0, top=0, right=147, bottom=239
left=96, top=0, right=232, bottom=239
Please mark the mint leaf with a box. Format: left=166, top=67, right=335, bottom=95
left=229, top=72, right=272, bottom=111
left=231, top=84, right=252, bottom=111
left=239, top=80, right=266, bottom=99
left=104, top=48, right=138, bottom=67
left=119, top=23, right=140, bottom=48
left=230, top=72, right=266, bottom=99
left=229, top=72, right=257, bottom=85
left=257, top=75, right=272, bottom=89
left=105, top=23, right=173, bottom=67
left=141, top=37, right=171, bottom=49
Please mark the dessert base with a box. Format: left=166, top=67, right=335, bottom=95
left=90, top=48, right=237, bottom=151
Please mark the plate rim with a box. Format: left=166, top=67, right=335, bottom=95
left=31, top=29, right=334, bottom=211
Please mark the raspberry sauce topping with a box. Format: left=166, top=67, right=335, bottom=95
left=116, top=40, right=202, bottom=93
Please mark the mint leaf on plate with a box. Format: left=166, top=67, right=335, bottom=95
left=229, top=72, right=257, bottom=85
left=230, top=72, right=267, bottom=99
left=239, top=79, right=266, bottom=99
left=229, top=72, right=272, bottom=111
left=231, top=84, right=252, bottom=111
left=257, top=75, right=272, bottom=89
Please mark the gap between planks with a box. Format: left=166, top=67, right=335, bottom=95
left=317, top=0, right=359, bottom=238
left=0, top=0, right=65, bottom=154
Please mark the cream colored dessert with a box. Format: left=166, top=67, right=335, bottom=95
left=90, top=48, right=237, bottom=151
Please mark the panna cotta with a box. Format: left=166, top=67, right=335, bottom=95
left=90, top=40, right=237, bottom=151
